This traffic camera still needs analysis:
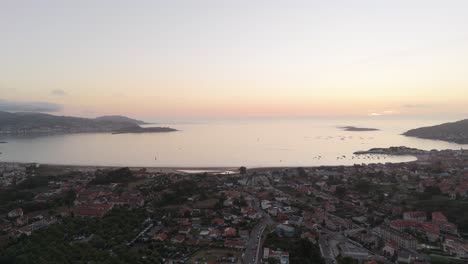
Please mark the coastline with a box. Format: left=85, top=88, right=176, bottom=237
left=0, top=161, right=239, bottom=174
left=0, top=148, right=424, bottom=174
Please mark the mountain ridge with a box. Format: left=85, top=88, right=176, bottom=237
left=94, top=115, right=150, bottom=125
left=403, top=119, right=468, bottom=144
left=0, top=111, right=174, bottom=135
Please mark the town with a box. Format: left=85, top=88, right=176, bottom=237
left=0, top=147, right=467, bottom=264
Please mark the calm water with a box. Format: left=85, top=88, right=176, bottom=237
left=0, top=118, right=466, bottom=167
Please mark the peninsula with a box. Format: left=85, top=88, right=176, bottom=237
left=403, top=119, right=468, bottom=144
left=0, top=111, right=176, bottom=136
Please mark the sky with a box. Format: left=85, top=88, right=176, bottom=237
left=1, top=0, right=468, bottom=121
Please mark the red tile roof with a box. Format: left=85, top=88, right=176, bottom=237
left=72, top=203, right=113, bottom=217
left=223, top=227, right=237, bottom=237
left=432, top=212, right=448, bottom=223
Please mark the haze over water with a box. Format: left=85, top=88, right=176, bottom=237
left=0, top=117, right=466, bottom=168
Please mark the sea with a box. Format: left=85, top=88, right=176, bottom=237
left=0, top=117, right=466, bottom=168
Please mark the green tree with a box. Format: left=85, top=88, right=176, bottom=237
left=239, top=166, right=247, bottom=175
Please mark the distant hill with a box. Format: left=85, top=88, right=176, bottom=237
left=95, top=115, right=150, bottom=125
left=0, top=111, right=174, bottom=135
left=403, top=119, right=468, bottom=144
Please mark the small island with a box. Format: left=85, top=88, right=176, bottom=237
left=354, top=146, right=427, bottom=156
left=339, top=126, right=379, bottom=132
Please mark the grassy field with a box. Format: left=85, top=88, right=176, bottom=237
left=189, top=248, right=242, bottom=263
left=430, top=254, right=467, bottom=264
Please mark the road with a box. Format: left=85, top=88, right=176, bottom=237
left=243, top=193, right=274, bottom=264
left=271, top=183, right=395, bottom=264
left=318, top=232, right=336, bottom=264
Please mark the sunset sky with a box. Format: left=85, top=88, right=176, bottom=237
left=1, top=0, right=468, bottom=120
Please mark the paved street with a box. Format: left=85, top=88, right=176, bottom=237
left=243, top=193, right=274, bottom=264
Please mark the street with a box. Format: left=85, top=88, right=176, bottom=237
left=243, top=193, right=274, bottom=264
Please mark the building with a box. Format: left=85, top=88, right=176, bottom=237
left=421, top=223, right=440, bottom=242
left=178, top=226, right=191, bottom=235
left=8, top=208, right=23, bottom=219
left=403, top=211, right=427, bottom=222
left=263, top=248, right=289, bottom=264
left=374, top=225, right=418, bottom=250
left=72, top=203, right=113, bottom=217
left=171, top=235, right=185, bottom=244
left=223, top=227, right=237, bottom=237
left=275, top=224, right=295, bottom=238
left=443, top=239, right=468, bottom=258
left=432, top=212, right=448, bottom=224
left=224, top=240, right=246, bottom=250
left=152, top=233, right=168, bottom=242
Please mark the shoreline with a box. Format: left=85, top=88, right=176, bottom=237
left=0, top=157, right=421, bottom=174
left=0, top=161, right=240, bottom=174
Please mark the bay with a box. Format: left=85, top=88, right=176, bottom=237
left=0, top=117, right=466, bottom=167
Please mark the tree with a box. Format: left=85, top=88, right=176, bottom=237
left=353, top=179, right=372, bottom=194
left=337, top=256, right=358, bottom=264
left=239, top=166, right=247, bottom=175
left=297, top=167, right=307, bottom=177
left=335, top=186, right=347, bottom=198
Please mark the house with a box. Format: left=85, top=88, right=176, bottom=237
left=289, top=215, right=303, bottom=226
left=432, top=212, right=448, bottom=224
left=276, top=224, right=295, bottom=238
left=267, top=207, right=278, bottom=217
left=421, top=223, right=440, bottom=242
left=199, top=230, right=210, bottom=237
left=301, top=232, right=317, bottom=244
left=191, top=217, right=202, bottom=229
left=439, top=222, right=458, bottom=235
left=72, top=203, right=113, bottom=217
left=184, top=238, right=200, bottom=246
left=178, top=226, right=191, bottom=235
left=443, top=239, right=468, bottom=258
left=211, top=218, right=225, bottom=227
left=392, top=206, right=403, bottom=216
left=171, top=235, right=185, bottom=244
left=223, top=199, right=234, bottom=207
left=277, top=213, right=288, bottom=223
left=224, top=240, right=246, bottom=250
left=223, top=227, right=237, bottom=237
left=16, top=225, right=32, bottom=236
left=8, top=208, right=23, bottom=219
left=179, top=207, right=193, bottom=217
left=14, top=216, right=28, bottom=227
left=323, top=201, right=336, bottom=212
left=382, top=241, right=398, bottom=257
left=397, top=251, right=413, bottom=264
left=152, top=233, right=168, bottom=242
left=263, top=248, right=290, bottom=264
left=239, top=230, right=249, bottom=239
left=209, top=229, right=222, bottom=239
left=403, top=211, right=427, bottom=222
left=261, top=200, right=272, bottom=210
left=178, top=218, right=191, bottom=226
left=390, top=220, right=420, bottom=231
